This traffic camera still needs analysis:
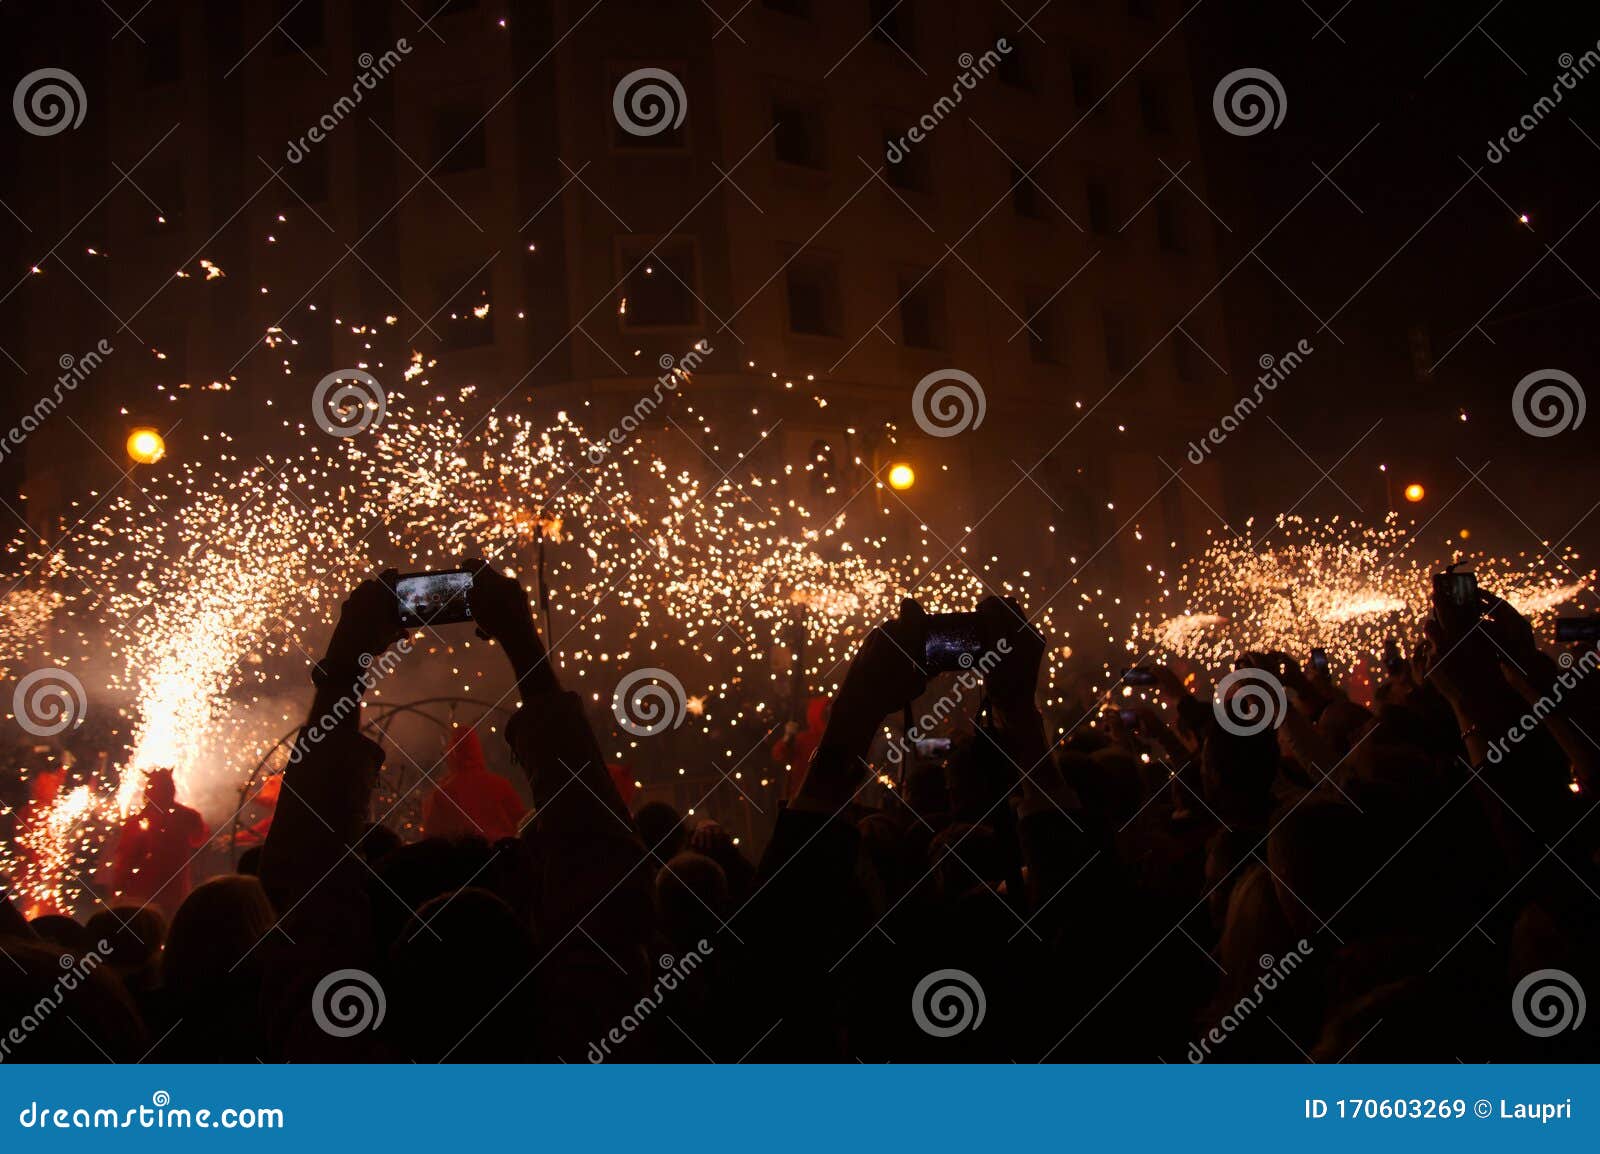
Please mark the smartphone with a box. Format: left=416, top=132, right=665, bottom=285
left=1555, top=616, right=1600, bottom=643
left=1309, top=647, right=1328, bottom=674
left=923, top=612, right=986, bottom=674
left=1117, top=708, right=1138, bottom=726
left=913, top=737, right=952, bottom=758
left=393, top=568, right=474, bottom=628
left=1122, top=667, right=1158, bottom=686
left=1433, top=568, right=1478, bottom=611
left=1383, top=637, right=1404, bottom=675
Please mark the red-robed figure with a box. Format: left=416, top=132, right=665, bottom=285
left=113, top=769, right=207, bottom=915
left=422, top=728, right=527, bottom=842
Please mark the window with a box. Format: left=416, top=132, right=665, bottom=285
left=1086, top=180, right=1113, bottom=235
left=439, top=265, right=496, bottom=349
left=619, top=238, right=700, bottom=329
left=869, top=0, right=914, bottom=52
left=274, top=0, right=323, bottom=55
left=897, top=269, right=944, bottom=350
left=1010, top=161, right=1043, bottom=220
left=143, top=13, right=181, bottom=87
left=884, top=128, right=931, bottom=192
left=1070, top=49, right=1098, bottom=107
left=1156, top=197, right=1185, bottom=253
left=1102, top=311, right=1129, bottom=374
left=1023, top=289, right=1060, bottom=364
left=785, top=255, right=841, bottom=337
left=764, top=0, right=811, bottom=15
left=772, top=98, right=826, bottom=168
left=284, top=145, right=329, bottom=203
left=1139, top=77, right=1172, bottom=133
left=434, top=102, right=487, bottom=173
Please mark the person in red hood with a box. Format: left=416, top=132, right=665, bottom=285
left=113, top=769, right=208, bottom=916
left=772, top=695, right=829, bottom=800
left=422, top=727, right=527, bottom=842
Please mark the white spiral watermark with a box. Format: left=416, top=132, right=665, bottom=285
left=12, top=668, right=86, bottom=737
left=312, top=967, right=387, bottom=1038
left=1512, top=968, right=1586, bottom=1038
left=13, top=68, right=87, bottom=136
left=612, top=667, right=687, bottom=737
left=1212, top=67, right=1286, bottom=137
left=1212, top=667, right=1287, bottom=736
left=1511, top=369, right=1584, bottom=438
left=912, top=968, right=986, bottom=1037
left=911, top=369, right=986, bottom=438
left=312, top=369, right=386, bottom=437
left=612, top=68, right=687, bottom=138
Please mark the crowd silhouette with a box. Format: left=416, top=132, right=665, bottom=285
left=2, top=560, right=1597, bottom=1063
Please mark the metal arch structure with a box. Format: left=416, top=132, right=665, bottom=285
left=227, top=696, right=518, bottom=863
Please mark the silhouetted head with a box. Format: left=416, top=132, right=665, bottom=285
left=634, top=801, right=687, bottom=859
left=28, top=913, right=91, bottom=954
left=163, top=875, right=275, bottom=993
left=85, top=905, right=167, bottom=984
left=388, top=886, right=537, bottom=1061
left=144, top=768, right=177, bottom=809
left=0, top=937, right=145, bottom=1061
left=655, top=851, right=728, bottom=948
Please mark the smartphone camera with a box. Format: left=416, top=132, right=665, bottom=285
left=394, top=569, right=475, bottom=628
left=1122, top=667, right=1158, bottom=686
left=1431, top=567, right=1478, bottom=613
left=923, top=612, right=987, bottom=674
left=1309, top=647, right=1328, bottom=674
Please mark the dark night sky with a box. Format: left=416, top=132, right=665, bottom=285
left=1185, top=0, right=1599, bottom=564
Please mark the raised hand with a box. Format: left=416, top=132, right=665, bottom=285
left=824, top=599, right=929, bottom=751
left=322, top=572, right=405, bottom=673
left=976, top=595, right=1044, bottom=708
left=465, top=559, right=558, bottom=697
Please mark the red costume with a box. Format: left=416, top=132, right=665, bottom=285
left=772, top=695, right=829, bottom=799
left=114, top=769, right=207, bottom=915
left=422, top=728, right=527, bottom=842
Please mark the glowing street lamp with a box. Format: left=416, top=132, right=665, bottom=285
left=887, top=463, right=915, bottom=491
left=126, top=427, right=166, bottom=465
left=1403, top=483, right=1425, bottom=503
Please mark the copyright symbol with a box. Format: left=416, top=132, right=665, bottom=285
left=1474, top=1099, right=1492, bottom=1118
